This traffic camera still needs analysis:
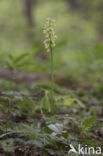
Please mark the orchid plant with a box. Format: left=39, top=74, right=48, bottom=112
left=43, top=18, right=57, bottom=112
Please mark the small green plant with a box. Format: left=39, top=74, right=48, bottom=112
left=43, top=18, right=57, bottom=112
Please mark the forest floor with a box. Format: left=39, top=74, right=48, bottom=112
left=0, top=75, right=103, bottom=156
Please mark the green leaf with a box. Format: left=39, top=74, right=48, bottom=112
left=1, top=139, right=15, bottom=152
left=75, top=98, right=86, bottom=108
left=6, top=58, right=15, bottom=70
left=25, top=140, right=43, bottom=148
left=46, top=148, right=55, bottom=155
left=48, top=123, right=63, bottom=134
left=89, top=125, right=103, bottom=131
left=14, top=53, right=28, bottom=63
left=64, top=98, right=75, bottom=107
left=41, top=93, right=51, bottom=112
left=62, top=131, right=68, bottom=138
left=82, top=117, right=95, bottom=128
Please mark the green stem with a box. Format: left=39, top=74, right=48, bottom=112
left=50, top=45, right=54, bottom=109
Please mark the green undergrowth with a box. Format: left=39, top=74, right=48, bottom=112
left=0, top=79, right=103, bottom=155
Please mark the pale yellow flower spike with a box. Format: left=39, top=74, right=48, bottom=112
left=43, top=17, right=57, bottom=52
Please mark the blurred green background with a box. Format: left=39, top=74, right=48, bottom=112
left=0, top=0, right=103, bottom=84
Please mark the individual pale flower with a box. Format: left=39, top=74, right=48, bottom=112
left=43, top=17, right=57, bottom=52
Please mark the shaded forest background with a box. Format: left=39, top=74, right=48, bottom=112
left=0, top=0, right=103, bottom=84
